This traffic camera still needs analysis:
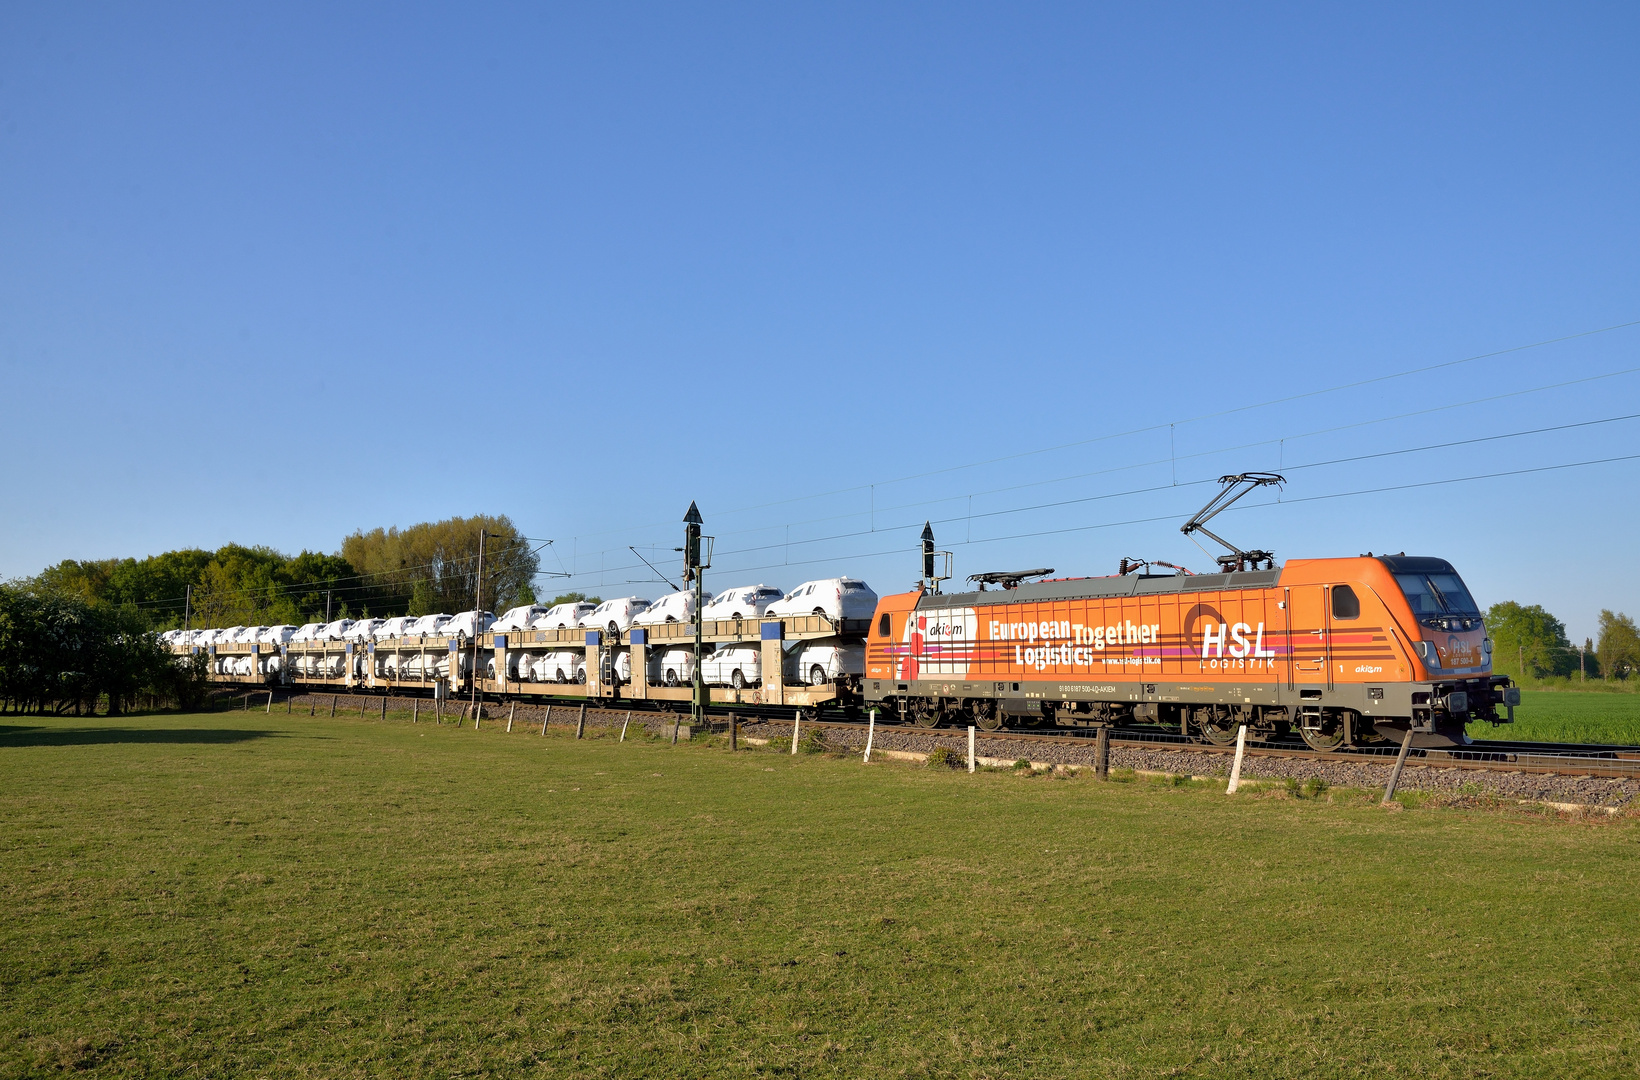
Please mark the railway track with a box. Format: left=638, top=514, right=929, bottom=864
left=261, top=688, right=1640, bottom=781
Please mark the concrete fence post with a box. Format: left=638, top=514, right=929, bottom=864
left=267, top=691, right=274, bottom=714
left=474, top=701, right=482, bottom=730
left=621, top=711, right=631, bottom=742
left=540, top=704, right=551, bottom=736
left=1226, top=725, right=1249, bottom=794
left=576, top=703, right=586, bottom=740
left=791, top=709, right=801, bottom=755
left=412, top=698, right=419, bottom=724
left=864, top=708, right=877, bottom=763
left=507, top=703, right=515, bottom=732
left=968, top=725, right=976, bottom=773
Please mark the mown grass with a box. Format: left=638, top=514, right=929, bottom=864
left=2, top=709, right=1638, bottom=1078
left=1470, top=689, right=1640, bottom=744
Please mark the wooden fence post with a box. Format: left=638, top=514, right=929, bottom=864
left=576, top=703, right=586, bottom=740
left=1382, top=727, right=1416, bottom=805
left=330, top=695, right=337, bottom=718
left=381, top=696, right=387, bottom=721
left=1096, top=726, right=1110, bottom=780
left=412, top=698, right=419, bottom=724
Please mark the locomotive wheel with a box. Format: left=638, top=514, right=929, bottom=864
left=1299, top=714, right=1347, bottom=752
left=972, top=701, right=1003, bottom=731
left=910, top=699, right=941, bottom=728
left=1196, top=707, right=1239, bottom=746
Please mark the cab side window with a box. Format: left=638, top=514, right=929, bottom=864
left=878, top=613, right=893, bottom=638
left=1332, top=584, right=1361, bottom=620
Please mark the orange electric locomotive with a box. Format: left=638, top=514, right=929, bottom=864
left=862, top=475, right=1519, bottom=749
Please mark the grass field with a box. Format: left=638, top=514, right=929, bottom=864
left=1471, top=689, right=1640, bottom=744
left=3, top=710, right=1638, bottom=1078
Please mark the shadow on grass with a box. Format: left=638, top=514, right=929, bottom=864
left=0, top=724, right=285, bottom=747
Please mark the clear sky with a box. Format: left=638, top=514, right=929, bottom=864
left=2, top=3, right=1637, bottom=641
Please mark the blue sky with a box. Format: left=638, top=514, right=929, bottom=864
left=2, top=3, right=1637, bottom=641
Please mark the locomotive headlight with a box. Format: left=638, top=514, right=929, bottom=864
left=1482, top=638, right=1493, bottom=657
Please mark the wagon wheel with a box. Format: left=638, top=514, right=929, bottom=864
left=1298, top=712, right=1347, bottom=752
left=972, top=700, right=1004, bottom=732
left=809, top=665, right=827, bottom=686
left=1195, top=706, right=1240, bottom=747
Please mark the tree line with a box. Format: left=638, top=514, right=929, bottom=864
left=1485, top=602, right=1639, bottom=683
left=25, top=514, right=541, bottom=630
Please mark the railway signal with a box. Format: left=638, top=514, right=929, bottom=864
left=681, top=502, right=713, bottom=730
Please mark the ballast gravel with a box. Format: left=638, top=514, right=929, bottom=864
left=741, top=721, right=1640, bottom=810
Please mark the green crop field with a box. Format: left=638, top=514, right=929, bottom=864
left=1470, top=689, right=1640, bottom=744
left=2, top=710, right=1637, bottom=1078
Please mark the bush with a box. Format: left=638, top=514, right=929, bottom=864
left=926, top=746, right=960, bottom=769
left=1012, top=758, right=1031, bottom=771
left=797, top=728, right=829, bottom=754
left=1302, top=776, right=1330, bottom=799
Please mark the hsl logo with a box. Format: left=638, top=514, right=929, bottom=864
left=1199, top=621, right=1276, bottom=659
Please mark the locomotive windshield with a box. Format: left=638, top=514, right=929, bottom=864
left=1395, top=571, right=1481, bottom=624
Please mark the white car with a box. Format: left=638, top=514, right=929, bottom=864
left=444, top=610, right=496, bottom=640
left=784, top=638, right=866, bottom=686
left=342, top=618, right=384, bottom=642
left=533, top=602, right=595, bottom=630
left=700, top=584, right=783, bottom=621
left=493, top=604, right=551, bottom=632
left=632, top=590, right=707, bottom=626
left=703, top=643, right=763, bottom=689
left=764, top=578, right=878, bottom=620
left=372, top=616, right=419, bottom=640
left=289, top=623, right=323, bottom=644
left=536, top=650, right=585, bottom=683
left=578, top=597, right=651, bottom=635
left=315, top=619, right=355, bottom=641
left=406, top=614, right=452, bottom=637
left=259, top=625, right=297, bottom=645
left=648, top=647, right=698, bottom=687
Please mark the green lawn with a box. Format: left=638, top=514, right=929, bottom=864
left=1471, top=689, right=1640, bottom=744
left=2, top=710, right=1638, bottom=1078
